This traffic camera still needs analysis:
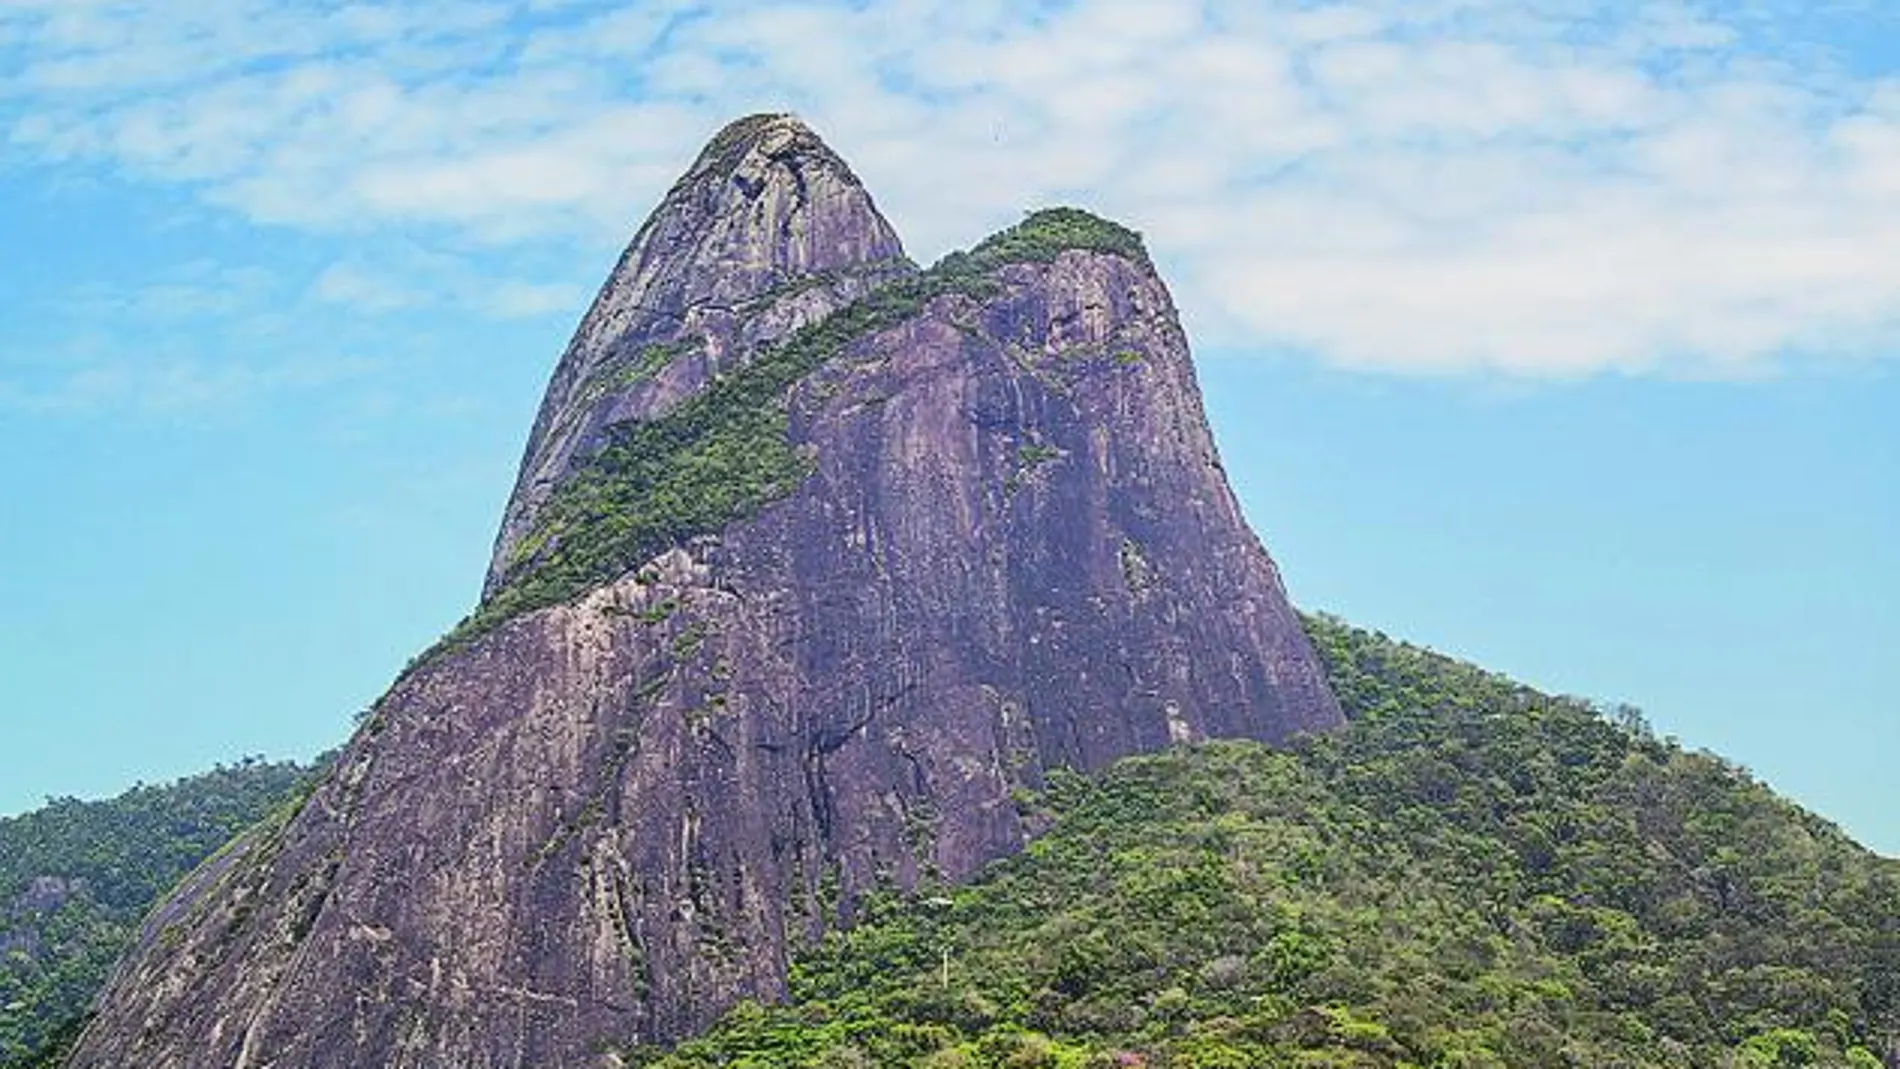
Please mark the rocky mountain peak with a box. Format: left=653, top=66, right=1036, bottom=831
left=487, top=113, right=913, bottom=592
left=638, top=111, right=904, bottom=295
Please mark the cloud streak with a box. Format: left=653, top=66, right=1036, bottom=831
left=5, top=0, right=1900, bottom=377
left=2, top=259, right=378, bottom=417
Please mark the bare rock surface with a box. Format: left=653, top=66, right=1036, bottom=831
left=68, top=115, right=1341, bottom=1069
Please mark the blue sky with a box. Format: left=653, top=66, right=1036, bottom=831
left=1, top=0, right=1895, bottom=853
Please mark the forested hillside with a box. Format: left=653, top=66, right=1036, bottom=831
left=636, top=615, right=1900, bottom=1068
left=0, top=759, right=310, bottom=1066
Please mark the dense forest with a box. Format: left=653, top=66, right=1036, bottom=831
left=8, top=616, right=1897, bottom=1067
left=633, top=615, right=1900, bottom=1068
left=0, top=759, right=311, bottom=1066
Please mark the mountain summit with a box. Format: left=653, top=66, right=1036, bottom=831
left=66, top=115, right=1343, bottom=1068
left=488, top=113, right=914, bottom=594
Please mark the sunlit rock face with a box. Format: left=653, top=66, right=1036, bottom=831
left=68, top=115, right=1341, bottom=1069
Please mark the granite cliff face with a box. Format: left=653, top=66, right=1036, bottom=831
left=67, top=115, right=1342, bottom=1069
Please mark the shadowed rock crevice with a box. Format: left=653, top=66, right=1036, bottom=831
left=67, top=115, right=1342, bottom=1069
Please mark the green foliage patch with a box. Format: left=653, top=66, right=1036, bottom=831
left=0, top=760, right=312, bottom=1067
left=953, top=207, right=1149, bottom=271
left=630, top=616, right=1900, bottom=1069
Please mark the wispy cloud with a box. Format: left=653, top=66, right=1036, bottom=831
left=1, top=260, right=374, bottom=417
left=309, top=248, right=589, bottom=318
left=5, top=0, right=1900, bottom=377
left=0, top=354, right=366, bottom=416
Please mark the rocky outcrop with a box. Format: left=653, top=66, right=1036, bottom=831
left=12, top=876, right=87, bottom=915
left=66, top=115, right=1341, bottom=1069
left=1, top=877, right=89, bottom=961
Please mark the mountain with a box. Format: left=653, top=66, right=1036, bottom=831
left=484, top=112, right=911, bottom=599
left=0, top=760, right=310, bottom=1067
left=638, top=616, right=1900, bottom=1069
left=63, top=114, right=1343, bottom=1068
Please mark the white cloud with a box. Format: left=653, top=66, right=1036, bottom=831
left=5, top=0, right=1900, bottom=377
left=0, top=357, right=351, bottom=416
left=489, top=279, right=589, bottom=318
left=314, top=262, right=422, bottom=312
left=2, top=259, right=380, bottom=417
left=311, top=250, right=590, bottom=318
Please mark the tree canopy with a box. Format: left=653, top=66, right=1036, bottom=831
left=0, top=759, right=311, bottom=1067
left=633, top=615, right=1899, bottom=1068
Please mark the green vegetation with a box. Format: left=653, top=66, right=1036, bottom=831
left=672, top=622, right=711, bottom=659
left=1005, top=442, right=1064, bottom=497
left=442, top=209, right=1153, bottom=652
left=0, top=759, right=312, bottom=1067
left=10, top=1017, right=82, bottom=1069
left=569, top=338, right=704, bottom=414
left=952, top=208, right=1149, bottom=271
left=631, top=616, right=1899, bottom=1068
left=637, top=598, right=682, bottom=625
left=731, top=259, right=915, bottom=318
left=1016, top=444, right=1062, bottom=468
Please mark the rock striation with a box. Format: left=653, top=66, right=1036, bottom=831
left=67, top=114, right=1343, bottom=1069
